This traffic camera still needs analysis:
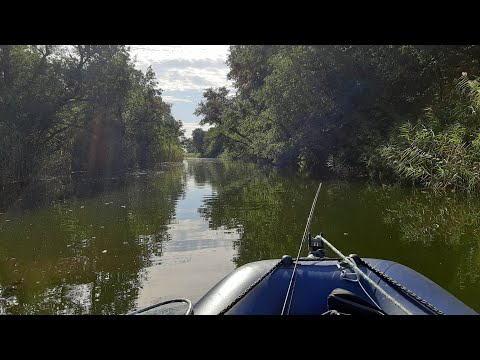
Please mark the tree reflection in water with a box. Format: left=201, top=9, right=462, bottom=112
left=0, top=164, right=185, bottom=314
left=195, top=161, right=480, bottom=312
left=2, top=159, right=480, bottom=313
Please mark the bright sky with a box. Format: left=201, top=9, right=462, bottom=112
left=129, top=45, right=233, bottom=138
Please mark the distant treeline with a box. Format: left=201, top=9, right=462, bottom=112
left=190, top=45, right=480, bottom=192
left=0, top=45, right=184, bottom=186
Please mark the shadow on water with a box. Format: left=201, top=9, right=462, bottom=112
left=0, top=164, right=185, bottom=314
left=192, top=160, right=480, bottom=311
left=1, top=158, right=480, bottom=313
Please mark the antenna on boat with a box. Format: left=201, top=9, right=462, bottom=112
left=281, top=182, right=323, bottom=315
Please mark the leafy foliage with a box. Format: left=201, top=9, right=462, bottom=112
left=0, top=45, right=184, bottom=186
left=379, top=75, right=480, bottom=192
left=194, top=45, right=480, bottom=191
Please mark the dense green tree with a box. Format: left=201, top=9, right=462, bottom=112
left=0, top=45, right=185, bottom=186
left=191, top=128, right=206, bottom=154
left=195, top=45, right=480, bottom=191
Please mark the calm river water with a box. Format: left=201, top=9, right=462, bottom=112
left=1, top=158, right=480, bottom=314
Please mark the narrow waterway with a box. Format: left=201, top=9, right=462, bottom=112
left=1, top=158, right=479, bottom=314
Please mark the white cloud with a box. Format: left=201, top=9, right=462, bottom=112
left=154, top=66, right=230, bottom=92
left=162, top=95, right=193, bottom=104
left=129, top=45, right=234, bottom=125
left=129, top=45, right=233, bottom=92
left=182, top=122, right=212, bottom=138
left=130, top=45, right=229, bottom=65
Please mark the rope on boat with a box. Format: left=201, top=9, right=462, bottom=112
left=281, top=182, right=323, bottom=315
left=318, top=235, right=414, bottom=315
left=218, top=259, right=283, bottom=315
left=359, top=258, right=445, bottom=315
left=218, top=179, right=442, bottom=316
left=217, top=255, right=337, bottom=315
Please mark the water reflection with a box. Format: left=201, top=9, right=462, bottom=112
left=369, top=186, right=480, bottom=303
left=1, top=159, right=480, bottom=313
left=135, top=163, right=238, bottom=308
left=0, top=165, right=186, bottom=314
left=195, top=164, right=480, bottom=312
